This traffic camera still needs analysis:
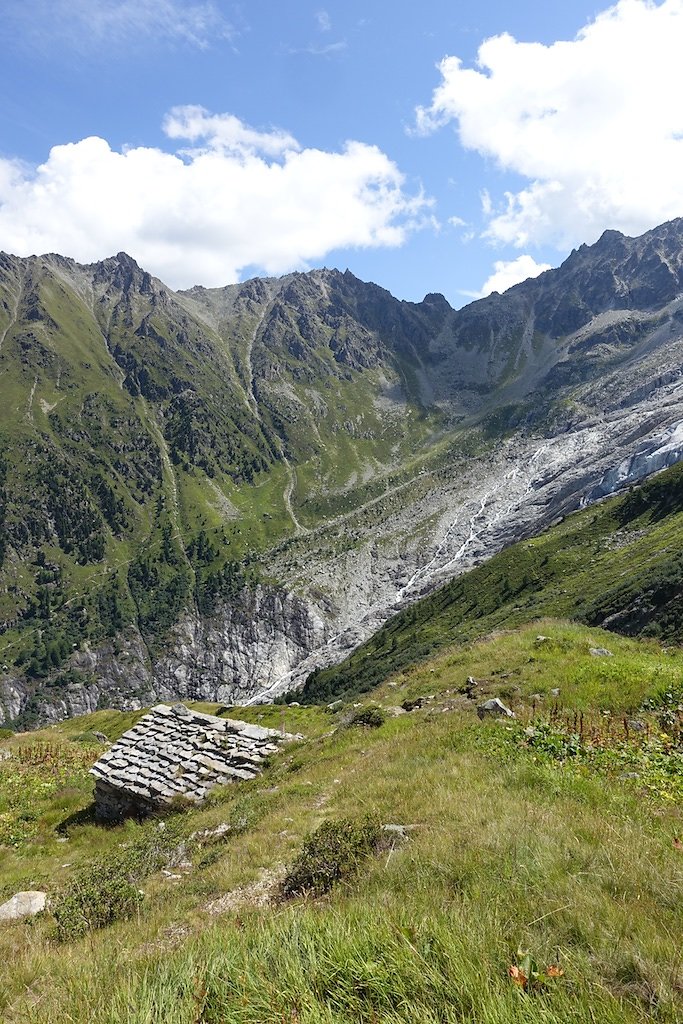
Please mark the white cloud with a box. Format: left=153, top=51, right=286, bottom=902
left=0, top=109, right=431, bottom=289
left=416, top=0, right=683, bottom=250
left=478, top=255, right=552, bottom=298
left=286, top=39, right=347, bottom=57
left=316, top=9, right=332, bottom=32
left=6, top=0, right=234, bottom=51
left=162, top=106, right=299, bottom=158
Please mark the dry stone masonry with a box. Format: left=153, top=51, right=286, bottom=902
left=90, top=703, right=295, bottom=821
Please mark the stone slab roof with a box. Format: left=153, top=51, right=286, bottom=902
left=90, top=703, right=293, bottom=809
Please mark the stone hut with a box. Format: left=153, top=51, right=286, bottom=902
left=90, top=703, right=293, bottom=821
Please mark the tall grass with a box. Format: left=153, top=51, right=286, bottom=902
left=1, top=623, right=681, bottom=1022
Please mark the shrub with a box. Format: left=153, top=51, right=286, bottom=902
left=53, top=815, right=194, bottom=940
left=344, top=704, right=387, bottom=729
left=53, top=868, right=143, bottom=941
left=280, top=815, right=382, bottom=898
left=73, top=730, right=105, bottom=745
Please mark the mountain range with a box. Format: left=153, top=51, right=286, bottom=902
left=3, top=218, right=683, bottom=726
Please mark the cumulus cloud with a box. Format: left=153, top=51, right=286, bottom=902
left=477, top=255, right=552, bottom=298
left=0, top=108, right=430, bottom=289
left=6, top=0, right=234, bottom=50
left=416, top=0, right=683, bottom=250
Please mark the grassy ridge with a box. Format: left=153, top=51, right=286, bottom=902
left=299, top=462, right=683, bottom=705
left=0, top=622, right=681, bottom=1022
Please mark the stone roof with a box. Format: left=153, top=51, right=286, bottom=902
left=90, top=703, right=293, bottom=814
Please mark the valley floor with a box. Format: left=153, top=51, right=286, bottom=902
left=0, top=621, right=681, bottom=1023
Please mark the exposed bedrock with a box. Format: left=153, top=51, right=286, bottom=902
left=0, top=587, right=327, bottom=726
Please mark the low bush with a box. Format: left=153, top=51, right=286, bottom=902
left=280, top=815, right=382, bottom=898
left=53, top=815, right=193, bottom=940
left=344, top=704, right=387, bottom=729
left=53, top=868, right=143, bottom=940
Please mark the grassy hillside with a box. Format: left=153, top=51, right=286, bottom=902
left=299, top=461, right=683, bottom=705
left=1, top=621, right=682, bottom=1022
left=0, top=255, right=448, bottom=695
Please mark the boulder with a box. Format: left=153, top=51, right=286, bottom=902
left=477, top=698, right=514, bottom=719
left=0, top=891, right=47, bottom=922
left=590, top=648, right=613, bottom=657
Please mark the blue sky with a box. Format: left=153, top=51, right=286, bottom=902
left=1, top=1, right=683, bottom=305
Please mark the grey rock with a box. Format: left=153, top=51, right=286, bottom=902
left=191, top=822, right=233, bottom=842
left=590, top=648, right=613, bottom=657
left=381, top=824, right=410, bottom=843
left=1, top=587, right=327, bottom=728
left=626, top=719, right=647, bottom=732
left=550, top=688, right=561, bottom=697
left=477, top=698, right=514, bottom=719
left=0, top=891, right=47, bottom=922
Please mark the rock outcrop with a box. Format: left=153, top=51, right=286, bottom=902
left=0, top=587, right=326, bottom=727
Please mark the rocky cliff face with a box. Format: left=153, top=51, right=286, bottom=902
left=0, top=587, right=326, bottom=726
left=4, top=218, right=683, bottom=726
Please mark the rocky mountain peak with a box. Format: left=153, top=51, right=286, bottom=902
left=90, top=251, right=157, bottom=297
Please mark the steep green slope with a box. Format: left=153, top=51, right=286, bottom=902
left=0, top=254, right=444, bottom=686
left=299, top=461, right=683, bottom=704
left=1, top=622, right=681, bottom=1023
left=0, top=256, right=168, bottom=673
